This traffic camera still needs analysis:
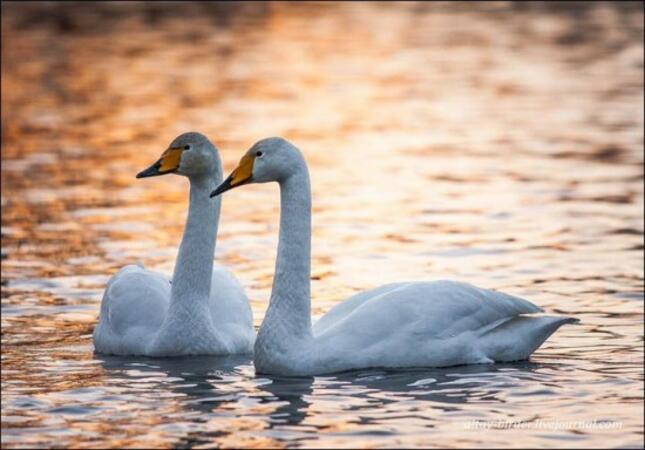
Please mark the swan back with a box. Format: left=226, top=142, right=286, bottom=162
left=93, top=265, right=170, bottom=355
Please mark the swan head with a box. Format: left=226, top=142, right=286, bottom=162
left=210, top=137, right=303, bottom=196
left=136, top=132, right=221, bottom=179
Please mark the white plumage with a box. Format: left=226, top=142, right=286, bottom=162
left=93, top=132, right=254, bottom=356
left=211, top=137, right=577, bottom=376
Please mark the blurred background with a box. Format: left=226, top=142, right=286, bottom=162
left=2, top=2, right=643, bottom=448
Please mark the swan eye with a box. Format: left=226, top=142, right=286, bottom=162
left=184, top=145, right=191, bottom=150
left=256, top=151, right=263, bottom=158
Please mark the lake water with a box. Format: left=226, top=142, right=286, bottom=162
left=1, top=2, right=643, bottom=448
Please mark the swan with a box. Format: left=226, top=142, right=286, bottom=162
left=93, top=132, right=254, bottom=356
left=209, top=137, right=577, bottom=376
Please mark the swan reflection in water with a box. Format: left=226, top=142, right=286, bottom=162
left=96, top=354, right=572, bottom=445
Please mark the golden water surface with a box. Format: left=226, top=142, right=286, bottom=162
left=1, top=2, right=643, bottom=448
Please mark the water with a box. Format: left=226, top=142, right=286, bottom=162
left=1, top=2, right=643, bottom=448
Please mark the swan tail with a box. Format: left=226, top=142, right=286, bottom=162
left=478, top=315, right=578, bottom=362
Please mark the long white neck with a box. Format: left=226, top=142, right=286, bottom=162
left=169, top=170, right=222, bottom=308
left=260, top=165, right=313, bottom=341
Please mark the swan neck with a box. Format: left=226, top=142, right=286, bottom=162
left=170, top=174, right=220, bottom=304
left=265, top=167, right=312, bottom=338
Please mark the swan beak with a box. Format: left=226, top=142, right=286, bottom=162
left=210, top=173, right=235, bottom=197
left=136, top=147, right=183, bottom=178
left=210, top=153, right=255, bottom=197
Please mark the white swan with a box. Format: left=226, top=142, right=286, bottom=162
left=93, top=132, right=254, bottom=356
left=210, top=137, right=577, bottom=376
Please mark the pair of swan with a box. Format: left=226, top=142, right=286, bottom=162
left=94, top=132, right=576, bottom=375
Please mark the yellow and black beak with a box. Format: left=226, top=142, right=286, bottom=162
left=136, top=147, right=184, bottom=178
left=210, top=153, right=255, bottom=197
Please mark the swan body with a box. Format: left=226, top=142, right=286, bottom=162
left=211, top=137, right=577, bottom=376
left=308, top=281, right=575, bottom=374
left=93, top=132, right=254, bottom=357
